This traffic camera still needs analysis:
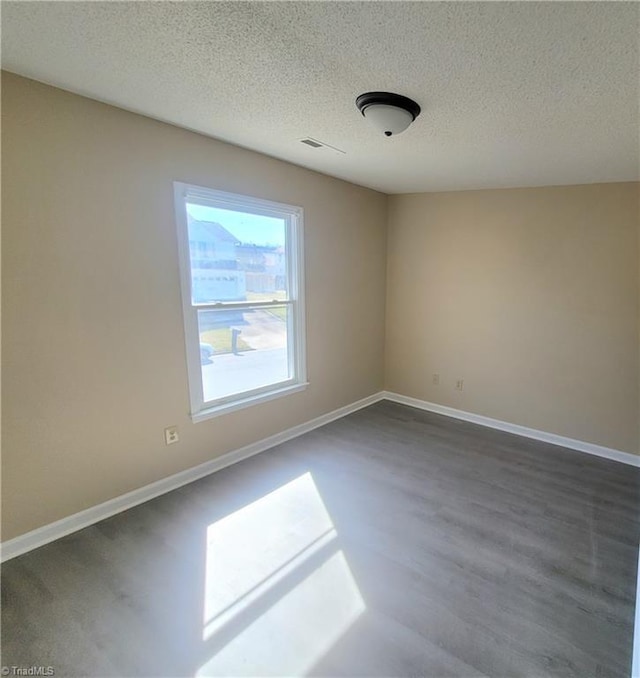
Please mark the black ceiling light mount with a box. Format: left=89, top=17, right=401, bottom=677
left=356, top=91, right=421, bottom=137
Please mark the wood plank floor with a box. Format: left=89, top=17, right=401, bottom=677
left=2, top=401, right=639, bottom=677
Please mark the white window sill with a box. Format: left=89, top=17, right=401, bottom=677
left=191, top=382, right=309, bottom=423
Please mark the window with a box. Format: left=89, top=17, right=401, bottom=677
left=174, top=183, right=307, bottom=421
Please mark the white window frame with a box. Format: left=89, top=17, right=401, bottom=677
left=174, top=182, right=307, bottom=422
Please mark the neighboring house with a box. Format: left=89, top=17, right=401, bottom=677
left=187, top=217, right=286, bottom=300
left=237, top=244, right=286, bottom=294
left=187, top=218, right=247, bottom=302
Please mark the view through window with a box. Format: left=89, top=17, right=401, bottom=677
left=175, top=184, right=306, bottom=419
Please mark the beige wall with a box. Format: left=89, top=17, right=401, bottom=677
left=3, top=73, right=639, bottom=543
left=1, top=73, right=388, bottom=540
left=386, top=184, right=640, bottom=454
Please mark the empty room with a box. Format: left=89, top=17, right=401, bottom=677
left=1, top=2, right=639, bottom=677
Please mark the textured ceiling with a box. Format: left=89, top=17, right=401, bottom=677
left=2, top=1, right=639, bottom=193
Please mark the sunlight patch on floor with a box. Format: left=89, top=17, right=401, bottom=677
left=197, top=472, right=365, bottom=676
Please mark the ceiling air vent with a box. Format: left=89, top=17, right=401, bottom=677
left=299, top=137, right=346, bottom=155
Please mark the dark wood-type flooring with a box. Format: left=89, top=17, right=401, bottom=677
left=3, top=401, right=639, bottom=677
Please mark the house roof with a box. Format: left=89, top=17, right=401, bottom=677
left=187, top=218, right=239, bottom=245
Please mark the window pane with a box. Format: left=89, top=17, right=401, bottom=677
left=198, top=306, right=291, bottom=403
left=186, top=203, right=288, bottom=304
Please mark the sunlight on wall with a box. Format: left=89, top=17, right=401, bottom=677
left=197, top=472, right=365, bottom=676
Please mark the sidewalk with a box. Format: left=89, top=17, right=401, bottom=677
left=202, top=347, right=289, bottom=402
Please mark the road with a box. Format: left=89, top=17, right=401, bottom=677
left=202, top=347, right=289, bottom=402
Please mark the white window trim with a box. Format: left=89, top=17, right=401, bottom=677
left=174, top=182, right=307, bottom=422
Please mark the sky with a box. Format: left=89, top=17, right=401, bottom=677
left=187, top=203, right=285, bottom=247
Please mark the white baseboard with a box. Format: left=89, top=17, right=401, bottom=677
left=382, top=391, right=640, bottom=468
left=4, top=389, right=637, bottom=562
left=0, top=391, right=385, bottom=562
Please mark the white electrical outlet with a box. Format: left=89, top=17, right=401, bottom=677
left=164, top=426, right=179, bottom=445
left=455, top=379, right=464, bottom=391
left=432, top=373, right=440, bottom=385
